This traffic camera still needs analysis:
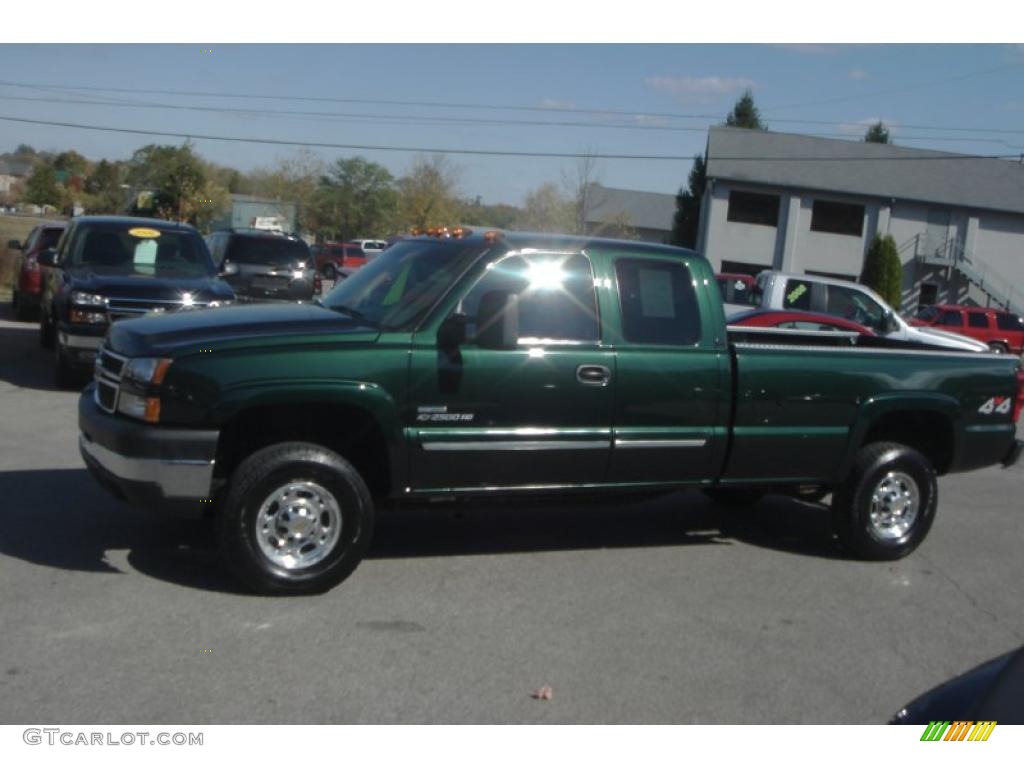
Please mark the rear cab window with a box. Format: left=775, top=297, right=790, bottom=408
left=782, top=279, right=813, bottom=311
left=227, top=236, right=309, bottom=266
left=615, top=259, right=701, bottom=346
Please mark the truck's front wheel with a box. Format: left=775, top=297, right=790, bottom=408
left=833, top=442, right=937, bottom=560
left=220, top=442, right=375, bottom=595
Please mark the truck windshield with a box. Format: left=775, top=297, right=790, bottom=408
left=68, top=225, right=215, bottom=277
left=321, top=240, right=488, bottom=330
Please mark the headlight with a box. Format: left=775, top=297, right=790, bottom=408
left=70, top=310, right=106, bottom=324
left=117, top=391, right=161, bottom=423
left=207, top=300, right=234, bottom=308
left=71, top=291, right=106, bottom=306
left=122, top=357, right=172, bottom=386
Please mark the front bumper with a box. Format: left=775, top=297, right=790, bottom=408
left=59, top=324, right=105, bottom=368
left=79, top=385, right=219, bottom=514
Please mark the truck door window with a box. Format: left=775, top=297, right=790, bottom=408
left=783, top=279, right=813, bottom=311
left=615, top=260, right=700, bottom=346
left=825, top=284, right=886, bottom=330
left=968, top=312, right=989, bottom=329
left=938, top=310, right=963, bottom=327
left=458, top=253, right=599, bottom=344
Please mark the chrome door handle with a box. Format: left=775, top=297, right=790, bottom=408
left=577, top=364, right=611, bottom=386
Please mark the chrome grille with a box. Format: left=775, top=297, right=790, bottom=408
left=106, top=296, right=209, bottom=321
left=94, top=346, right=126, bottom=414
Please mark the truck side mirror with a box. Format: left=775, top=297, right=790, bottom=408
left=7, top=239, right=22, bottom=251
left=37, top=248, right=59, bottom=268
left=475, top=290, right=519, bottom=350
left=881, top=310, right=900, bottom=334
left=438, top=312, right=467, bottom=353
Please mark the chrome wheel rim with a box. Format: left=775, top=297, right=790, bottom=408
left=868, top=471, right=919, bottom=542
left=255, top=481, right=342, bottom=570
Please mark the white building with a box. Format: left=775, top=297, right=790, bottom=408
left=698, top=127, right=1024, bottom=313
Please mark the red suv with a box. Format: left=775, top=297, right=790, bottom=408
left=312, top=242, right=367, bottom=280
left=8, top=221, right=67, bottom=320
left=911, top=304, right=1024, bottom=355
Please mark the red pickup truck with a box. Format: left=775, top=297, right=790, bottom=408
left=911, top=305, right=1024, bottom=355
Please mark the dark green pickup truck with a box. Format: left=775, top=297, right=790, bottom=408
left=78, top=231, right=1023, bottom=594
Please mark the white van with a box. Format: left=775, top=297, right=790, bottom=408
left=750, top=271, right=988, bottom=352
left=351, top=239, right=388, bottom=260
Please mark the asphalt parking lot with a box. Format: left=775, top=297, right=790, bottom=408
left=0, top=304, right=1021, bottom=724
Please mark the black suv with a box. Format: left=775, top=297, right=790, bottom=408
left=39, top=216, right=235, bottom=386
left=205, top=229, right=318, bottom=303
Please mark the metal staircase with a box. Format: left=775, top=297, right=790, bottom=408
left=911, top=233, right=1022, bottom=315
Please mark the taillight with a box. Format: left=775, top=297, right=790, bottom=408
left=24, top=255, right=39, bottom=273
left=313, top=274, right=322, bottom=295
left=1014, top=370, right=1024, bottom=423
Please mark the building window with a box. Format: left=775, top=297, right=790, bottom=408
left=727, top=191, right=780, bottom=227
left=810, top=200, right=864, bottom=237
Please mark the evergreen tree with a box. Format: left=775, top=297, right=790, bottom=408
left=669, top=154, right=706, bottom=248
left=725, top=90, right=767, bottom=130
left=861, top=234, right=903, bottom=308
left=864, top=121, right=891, bottom=144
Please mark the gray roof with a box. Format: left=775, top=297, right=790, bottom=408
left=706, top=126, right=1024, bottom=216
left=0, top=158, right=33, bottom=177
left=584, top=183, right=676, bottom=232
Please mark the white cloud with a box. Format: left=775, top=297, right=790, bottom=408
left=848, top=68, right=869, bottom=80
left=646, top=76, right=756, bottom=98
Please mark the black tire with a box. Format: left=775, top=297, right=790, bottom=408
left=219, top=441, right=374, bottom=595
left=702, top=488, right=764, bottom=508
left=832, top=441, right=937, bottom=560
left=53, top=332, right=76, bottom=389
left=988, top=342, right=1009, bottom=355
left=40, top=310, right=55, bottom=349
left=321, top=263, right=337, bottom=280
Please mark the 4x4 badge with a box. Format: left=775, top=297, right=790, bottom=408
left=979, top=397, right=1011, bottom=415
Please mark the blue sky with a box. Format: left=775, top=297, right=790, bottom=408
left=0, top=43, right=1021, bottom=205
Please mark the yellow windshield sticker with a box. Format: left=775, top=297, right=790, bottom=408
left=128, top=227, right=162, bottom=239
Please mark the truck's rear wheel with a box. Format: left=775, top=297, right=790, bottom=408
left=219, top=441, right=374, bottom=595
left=832, top=442, right=937, bottom=560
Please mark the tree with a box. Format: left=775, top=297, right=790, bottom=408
left=250, top=150, right=325, bottom=234
left=864, top=121, right=891, bottom=144
left=396, top=154, right=462, bottom=231
left=670, top=153, right=707, bottom=249
left=725, top=89, right=767, bottom=130
left=460, top=196, right=520, bottom=229
left=123, top=143, right=230, bottom=228
left=515, top=183, right=575, bottom=233
left=860, top=234, right=903, bottom=308
left=562, top=151, right=604, bottom=235
left=311, top=157, right=397, bottom=241
left=23, top=161, right=63, bottom=207
left=83, top=159, right=127, bottom=214
left=54, top=150, right=89, bottom=176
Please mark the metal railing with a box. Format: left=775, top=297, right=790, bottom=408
left=911, top=233, right=1022, bottom=314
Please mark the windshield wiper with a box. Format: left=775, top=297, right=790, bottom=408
left=329, top=304, right=378, bottom=327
